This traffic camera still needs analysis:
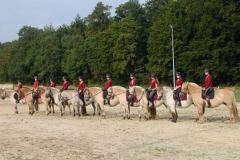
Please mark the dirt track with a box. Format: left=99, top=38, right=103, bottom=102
left=0, top=100, right=240, bottom=160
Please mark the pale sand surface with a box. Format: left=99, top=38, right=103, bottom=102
left=0, top=99, right=239, bottom=160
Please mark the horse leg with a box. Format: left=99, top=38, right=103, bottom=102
left=46, top=102, right=50, bottom=115
left=168, top=109, right=173, bottom=121
left=225, top=104, right=234, bottom=122
left=92, top=102, right=96, bottom=116
left=144, top=104, right=149, bottom=121
left=52, top=104, right=55, bottom=114
left=14, top=103, right=18, bottom=114
left=100, top=104, right=105, bottom=119
left=73, top=105, right=76, bottom=117
left=122, top=105, right=126, bottom=120
left=127, top=104, right=130, bottom=120
left=97, top=104, right=101, bottom=116
left=68, top=105, right=71, bottom=114
left=197, top=105, right=204, bottom=124
left=138, top=106, right=143, bottom=121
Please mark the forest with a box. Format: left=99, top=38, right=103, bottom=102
left=0, top=0, right=239, bottom=87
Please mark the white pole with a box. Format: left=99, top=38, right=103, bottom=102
left=170, top=25, right=175, bottom=88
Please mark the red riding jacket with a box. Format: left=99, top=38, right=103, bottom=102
left=202, top=75, right=213, bottom=89
left=129, top=79, right=137, bottom=87
left=61, top=81, right=69, bottom=90
left=103, top=79, right=112, bottom=90
left=78, top=81, right=85, bottom=91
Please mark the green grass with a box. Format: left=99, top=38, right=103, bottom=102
left=234, top=90, right=240, bottom=102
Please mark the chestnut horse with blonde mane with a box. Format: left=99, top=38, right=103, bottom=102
left=181, top=82, right=238, bottom=123
left=17, top=87, right=43, bottom=115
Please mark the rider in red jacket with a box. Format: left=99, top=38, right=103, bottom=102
left=78, top=76, right=86, bottom=106
left=174, top=72, right=184, bottom=106
left=49, top=78, right=56, bottom=87
left=60, top=76, right=69, bottom=92
left=202, top=68, right=213, bottom=105
left=102, top=74, right=112, bottom=104
left=128, top=73, right=137, bottom=106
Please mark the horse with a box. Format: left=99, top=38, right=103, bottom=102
left=50, top=89, right=95, bottom=117
left=128, top=86, right=165, bottom=120
left=1, top=88, right=26, bottom=114
left=16, top=87, right=42, bottom=115
left=180, top=82, right=238, bottom=123
left=44, top=87, right=72, bottom=116
left=34, top=86, right=59, bottom=115
left=156, top=86, right=194, bottom=122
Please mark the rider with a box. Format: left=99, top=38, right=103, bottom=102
left=14, top=80, right=22, bottom=103
left=148, top=73, right=159, bottom=108
left=60, top=76, right=69, bottom=92
left=33, top=76, right=40, bottom=108
left=78, top=76, right=87, bottom=115
left=202, top=68, right=213, bottom=106
left=49, top=78, right=56, bottom=87
left=102, top=74, right=112, bottom=105
left=128, top=73, right=137, bottom=106
left=174, top=72, right=183, bottom=106
left=33, top=76, right=40, bottom=90
left=48, top=78, right=56, bottom=104
left=17, top=80, right=22, bottom=90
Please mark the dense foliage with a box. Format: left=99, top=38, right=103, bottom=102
left=0, top=0, right=240, bottom=87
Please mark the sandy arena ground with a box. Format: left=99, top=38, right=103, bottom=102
left=0, top=99, right=240, bottom=160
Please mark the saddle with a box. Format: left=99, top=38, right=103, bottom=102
left=173, top=94, right=187, bottom=101
left=201, top=87, right=215, bottom=99
left=146, top=92, right=158, bottom=101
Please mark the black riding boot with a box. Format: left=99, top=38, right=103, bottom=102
left=177, top=96, right=182, bottom=106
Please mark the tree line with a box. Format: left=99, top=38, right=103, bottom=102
left=0, top=0, right=239, bottom=87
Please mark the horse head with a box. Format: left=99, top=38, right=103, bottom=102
left=45, top=87, right=53, bottom=98
left=1, top=88, right=6, bottom=100
left=128, top=86, right=136, bottom=98
left=180, top=82, right=188, bottom=98
left=156, top=87, right=163, bottom=100
left=107, top=87, right=114, bottom=98
left=16, top=89, right=24, bottom=99
left=83, top=88, right=91, bottom=101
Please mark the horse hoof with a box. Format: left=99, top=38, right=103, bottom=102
left=15, top=111, right=18, bottom=114
left=123, top=117, right=125, bottom=120
left=53, top=111, right=55, bottom=114
left=128, top=117, right=130, bottom=120
left=197, top=120, right=203, bottom=124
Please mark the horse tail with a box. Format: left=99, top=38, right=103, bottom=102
left=232, top=91, right=238, bottom=119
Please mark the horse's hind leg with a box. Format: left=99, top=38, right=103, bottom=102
left=52, top=104, right=55, bottom=114
left=138, top=106, right=143, bottom=121
left=225, top=104, right=235, bottom=122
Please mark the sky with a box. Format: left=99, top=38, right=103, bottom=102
left=0, top=0, right=146, bottom=43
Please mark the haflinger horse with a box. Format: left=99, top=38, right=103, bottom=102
left=16, top=87, right=43, bottom=115
left=128, top=86, right=165, bottom=120
left=156, top=86, right=193, bottom=122
left=1, top=88, right=26, bottom=114
left=180, top=82, right=238, bottom=123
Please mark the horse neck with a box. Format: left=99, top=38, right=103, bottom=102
left=112, top=86, right=126, bottom=95
left=50, top=87, right=60, bottom=94
left=162, top=87, right=173, bottom=98
left=21, top=88, right=32, bottom=95
left=5, top=90, right=15, bottom=98
left=188, top=83, right=201, bottom=93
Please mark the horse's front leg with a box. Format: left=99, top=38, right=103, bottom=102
left=91, top=102, right=96, bottom=116
left=68, top=104, right=71, bottom=114
left=144, top=104, right=149, bottom=121
left=126, top=104, right=130, bottom=120
left=14, top=103, right=18, bottom=114
left=197, top=105, right=204, bottom=124
left=46, top=101, right=50, bottom=115
left=122, top=104, right=127, bottom=120
left=100, top=103, right=105, bottom=119
left=138, top=105, right=143, bottom=121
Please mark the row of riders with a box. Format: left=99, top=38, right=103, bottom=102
left=16, top=68, right=213, bottom=108
left=2, top=68, right=238, bottom=123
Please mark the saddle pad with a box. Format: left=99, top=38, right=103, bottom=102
left=173, top=94, right=187, bottom=101
left=201, top=88, right=214, bottom=99
left=126, top=96, right=138, bottom=103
